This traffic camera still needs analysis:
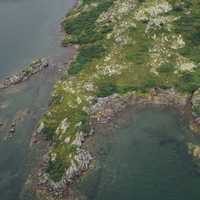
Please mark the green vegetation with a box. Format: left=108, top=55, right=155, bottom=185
left=177, top=69, right=200, bottom=93
left=68, top=43, right=105, bottom=75
left=39, top=0, right=200, bottom=182
left=63, top=0, right=113, bottom=45
left=96, top=82, right=118, bottom=97
left=22, top=67, right=33, bottom=76
left=174, top=1, right=200, bottom=63
left=157, top=63, right=175, bottom=73
left=46, top=158, right=66, bottom=182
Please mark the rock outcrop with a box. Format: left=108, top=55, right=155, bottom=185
left=192, top=89, right=200, bottom=117
left=91, top=88, right=189, bottom=124
left=0, top=58, right=48, bottom=89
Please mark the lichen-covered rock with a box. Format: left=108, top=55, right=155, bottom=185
left=56, top=118, right=69, bottom=136
left=97, top=0, right=136, bottom=23
left=188, top=143, right=200, bottom=160
left=71, top=131, right=84, bottom=147
left=0, top=58, right=48, bottom=89
left=135, top=1, right=173, bottom=33
left=64, top=149, right=92, bottom=182
left=37, top=121, right=45, bottom=134
left=135, top=1, right=172, bottom=21
left=192, top=89, right=200, bottom=117
left=90, top=94, right=129, bottom=123
left=45, top=149, right=92, bottom=190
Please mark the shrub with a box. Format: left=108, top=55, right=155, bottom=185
left=117, top=85, right=137, bottom=94
left=68, top=43, right=105, bottom=75
left=96, top=83, right=118, bottom=97
left=42, top=126, right=56, bottom=141
left=75, top=111, right=90, bottom=133
left=63, top=0, right=113, bottom=44
left=175, top=2, right=200, bottom=63
left=144, top=76, right=158, bottom=88
left=157, top=63, right=175, bottom=73
left=177, top=70, right=200, bottom=93
left=46, top=158, right=66, bottom=182
left=193, top=105, right=200, bottom=117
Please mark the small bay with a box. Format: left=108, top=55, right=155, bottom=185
left=75, top=107, right=200, bottom=200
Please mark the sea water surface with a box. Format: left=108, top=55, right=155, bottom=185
left=0, top=0, right=76, bottom=199
left=0, top=0, right=75, bottom=78
left=75, top=107, right=200, bottom=200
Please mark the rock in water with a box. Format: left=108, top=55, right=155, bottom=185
left=0, top=58, right=49, bottom=89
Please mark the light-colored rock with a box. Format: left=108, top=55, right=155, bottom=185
left=192, top=89, right=200, bottom=117
left=0, top=58, right=49, bottom=89
left=71, top=131, right=84, bottom=147
left=56, top=118, right=69, bottom=136
left=37, top=121, right=45, bottom=134
left=188, top=143, right=200, bottom=159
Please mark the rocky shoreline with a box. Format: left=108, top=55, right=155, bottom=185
left=0, top=58, right=48, bottom=89
left=27, top=87, right=200, bottom=200
left=24, top=0, right=200, bottom=199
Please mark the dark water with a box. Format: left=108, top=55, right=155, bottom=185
left=0, top=0, right=76, bottom=199
left=76, top=107, right=200, bottom=200
left=0, top=0, right=75, bottom=78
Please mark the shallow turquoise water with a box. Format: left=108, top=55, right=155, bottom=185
left=76, top=107, right=200, bottom=200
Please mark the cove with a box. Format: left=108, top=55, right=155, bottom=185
left=75, top=107, right=200, bottom=200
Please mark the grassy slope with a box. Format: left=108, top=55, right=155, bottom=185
left=39, top=0, right=200, bottom=181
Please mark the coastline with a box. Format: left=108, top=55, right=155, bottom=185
left=0, top=0, right=80, bottom=199
left=28, top=88, right=200, bottom=200
left=25, top=0, right=200, bottom=200
left=0, top=58, right=49, bottom=90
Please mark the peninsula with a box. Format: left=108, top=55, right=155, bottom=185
left=29, top=0, right=200, bottom=199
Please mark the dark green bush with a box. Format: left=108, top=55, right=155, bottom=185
left=117, top=85, right=137, bottom=94
left=193, top=105, right=200, bottom=117
left=68, top=43, right=105, bottom=75
left=175, top=2, right=200, bottom=63
left=96, top=83, right=118, bottom=97
left=143, top=76, right=158, bottom=88
left=177, top=70, right=200, bottom=93
left=63, top=0, right=113, bottom=44
left=157, top=63, right=175, bottom=73
left=81, top=0, right=96, bottom=5
left=42, top=126, right=56, bottom=141
left=75, top=111, right=90, bottom=133
left=46, top=158, right=66, bottom=182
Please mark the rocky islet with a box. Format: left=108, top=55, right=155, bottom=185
left=0, top=58, right=48, bottom=89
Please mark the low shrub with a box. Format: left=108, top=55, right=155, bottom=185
left=68, top=43, right=105, bottom=75
left=157, top=63, right=175, bottom=73
left=46, top=158, right=66, bottom=182
left=96, top=83, right=118, bottom=97
left=63, top=0, right=113, bottom=44
left=177, top=70, right=200, bottom=93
